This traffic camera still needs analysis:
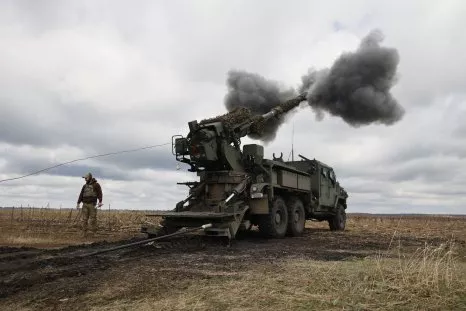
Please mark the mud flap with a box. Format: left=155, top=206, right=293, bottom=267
left=203, top=205, right=249, bottom=240
left=229, top=205, right=250, bottom=238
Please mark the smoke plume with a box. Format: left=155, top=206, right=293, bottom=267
left=224, top=70, right=297, bottom=142
left=223, top=29, right=405, bottom=142
left=300, top=29, right=405, bottom=126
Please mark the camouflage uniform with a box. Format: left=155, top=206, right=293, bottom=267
left=77, top=173, right=103, bottom=235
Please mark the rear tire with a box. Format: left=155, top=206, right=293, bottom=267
left=258, top=196, right=288, bottom=238
left=286, top=197, right=306, bottom=237
left=329, top=204, right=346, bottom=231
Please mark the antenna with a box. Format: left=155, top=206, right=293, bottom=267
left=291, top=123, right=294, bottom=162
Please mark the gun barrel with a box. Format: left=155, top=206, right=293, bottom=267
left=261, top=92, right=307, bottom=120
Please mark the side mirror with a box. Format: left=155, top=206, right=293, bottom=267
left=174, top=138, right=189, bottom=155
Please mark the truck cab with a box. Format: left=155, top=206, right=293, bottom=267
left=283, top=156, right=348, bottom=231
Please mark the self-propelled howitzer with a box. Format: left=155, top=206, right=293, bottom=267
left=173, top=92, right=308, bottom=173
left=142, top=91, right=349, bottom=241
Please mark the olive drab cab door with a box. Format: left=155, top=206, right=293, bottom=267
left=328, top=168, right=339, bottom=207
left=319, top=167, right=333, bottom=206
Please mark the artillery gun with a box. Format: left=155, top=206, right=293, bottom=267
left=142, top=92, right=348, bottom=241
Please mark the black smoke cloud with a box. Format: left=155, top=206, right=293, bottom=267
left=300, top=29, right=405, bottom=126
left=224, top=70, right=297, bottom=142
left=223, top=29, right=405, bottom=142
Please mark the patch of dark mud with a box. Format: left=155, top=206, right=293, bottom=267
left=47, top=236, right=147, bottom=256
left=0, top=246, right=38, bottom=253
left=0, top=235, right=215, bottom=301
left=0, top=254, right=110, bottom=299
left=0, top=238, right=146, bottom=299
left=0, top=249, right=43, bottom=263
left=12, top=264, right=111, bottom=311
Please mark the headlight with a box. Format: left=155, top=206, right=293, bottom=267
left=252, top=186, right=258, bottom=192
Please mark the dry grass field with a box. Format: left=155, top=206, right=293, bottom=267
left=0, top=207, right=152, bottom=248
left=0, top=208, right=465, bottom=311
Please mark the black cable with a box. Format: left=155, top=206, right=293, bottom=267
left=0, top=142, right=171, bottom=183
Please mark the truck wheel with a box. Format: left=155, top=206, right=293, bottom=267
left=329, top=204, right=346, bottom=231
left=286, top=197, right=305, bottom=237
left=258, top=196, right=288, bottom=238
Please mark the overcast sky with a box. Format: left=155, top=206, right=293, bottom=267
left=1, top=0, right=465, bottom=214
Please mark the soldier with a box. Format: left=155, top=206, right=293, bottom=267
left=76, top=172, right=103, bottom=236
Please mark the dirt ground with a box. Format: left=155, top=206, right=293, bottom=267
left=0, top=214, right=465, bottom=311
